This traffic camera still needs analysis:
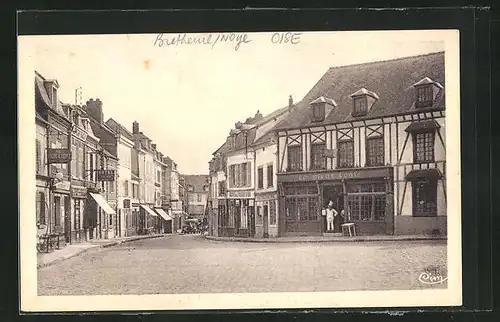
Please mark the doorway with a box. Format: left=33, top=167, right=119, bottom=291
left=322, top=185, right=344, bottom=233
left=64, top=196, right=71, bottom=243
left=263, top=204, right=269, bottom=238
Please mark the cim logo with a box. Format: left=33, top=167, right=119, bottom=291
left=418, top=265, right=448, bottom=285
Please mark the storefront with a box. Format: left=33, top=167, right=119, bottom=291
left=139, top=204, right=159, bottom=234
left=224, top=190, right=255, bottom=237
left=88, top=191, right=117, bottom=239
left=255, top=192, right=278, bottom=238
left=155, top=207, right=173, bottom=233
left=277, top=167, right=394, bottom=236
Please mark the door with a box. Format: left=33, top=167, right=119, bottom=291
left=248, top=205, right=255, bottom=237
left=322, top=185, right=344, bottom=233
left=263, top=204, right=269, bottom=238
left=64, top=196, right=71, bottom=243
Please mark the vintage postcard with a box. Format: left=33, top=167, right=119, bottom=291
left=18, top=29, right=461, bottom=312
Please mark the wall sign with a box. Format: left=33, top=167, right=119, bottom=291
left=47, top=148, right=71, bottom=164
left=123, top=199, right=131, bottom=208
left=96, top=169, right=115, bottom=181
left=278, top=167, right=393, bottom=183
left=54, top=180, right=70, bottom=191
left=73, top=126, right=88, bottom=142
left=71, top=185, right=88, bottom=198
left=227, top=190, right=254, bottom=199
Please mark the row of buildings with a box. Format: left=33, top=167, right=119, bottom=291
left=35, top=71, right=209, bottom=247
left=207, top=51, right=447, bottom=238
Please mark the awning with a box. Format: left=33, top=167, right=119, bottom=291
left=405, top=168, right=443, bottom=181
left=140, top=205, right=158, bottom=217
left=172, top=210, right=187, bottom=215
left=155, top=208, right=173, bottom=221
left=405, top=120, right=441, bottom=133
left=89, top=192, right=116, bottom=215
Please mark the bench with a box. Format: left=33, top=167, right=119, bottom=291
left=341, top=223, right=357, bottom=237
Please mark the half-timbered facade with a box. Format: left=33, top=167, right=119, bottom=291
left=274, top=52, right=446, bottom=236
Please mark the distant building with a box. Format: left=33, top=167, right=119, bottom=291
left=182, top=175, right=209, bottom=221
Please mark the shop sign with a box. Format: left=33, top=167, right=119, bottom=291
left=71, top=185, right=88, bottom=198
left=47, top=148, right=71, bottom=164
left=73, top=126, right=88, bottom=141
left=54, top=180, right=70, bottom=191
left=278, top=167, right=393, bottom=183
left=96, top=169, right=115, bottom=182
left=132, top=202, right=140, bottom=207
left=227, top=190, right=254, bottom=199
left=123, top=199, right=131, bottom=208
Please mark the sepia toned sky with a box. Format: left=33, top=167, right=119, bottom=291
left=22, top=31, right=446, bottom=174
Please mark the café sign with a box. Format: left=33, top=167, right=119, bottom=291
left=71, top=185, right=88, bottom=198
left=278, top=167, right=393, bottom=183
left=96, top=169, right=115, bottom=182
left=54, top=180, right=70, bottom=191
left=47, top=148, right=71, bottom=164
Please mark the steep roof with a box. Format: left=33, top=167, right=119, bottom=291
left=35, top=71, right=69, bottom=119
left=182, top=174, right=209, bottom=192
left=274, top=51, right=445, bottom=131
left=105, top=118, right=134, bottom=140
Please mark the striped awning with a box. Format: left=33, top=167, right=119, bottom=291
left=155, top=208, right=173, bottom=221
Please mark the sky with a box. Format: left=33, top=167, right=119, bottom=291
left=21, top=30, right=446, bottom=174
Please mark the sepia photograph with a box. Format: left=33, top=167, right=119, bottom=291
left=18, top=29, right=462, bottom=311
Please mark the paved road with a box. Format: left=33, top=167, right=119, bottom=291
left=38, top=234, right=447, bottom=295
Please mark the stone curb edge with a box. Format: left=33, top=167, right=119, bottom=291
left=37, top=235, right=164, bottom=269
left=203, top=235, right=447, bottom=243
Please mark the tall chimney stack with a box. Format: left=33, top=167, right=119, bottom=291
left=133, top=121, right=139, bottom=134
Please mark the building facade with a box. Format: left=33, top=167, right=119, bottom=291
left=273, top=52, right=446, bottom=237
left=182, top=175, right=209, bottom=222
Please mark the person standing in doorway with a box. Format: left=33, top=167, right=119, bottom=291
left=325, top=201, right=338, bottom=232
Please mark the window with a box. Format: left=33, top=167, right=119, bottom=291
left=312, top=103, right=325, bottom=122
left=197, top=194, right=202, bottom=202
left=218, top=181, right=226, bottom=196
left=346, top=183, right=386, bottom=221
left=366, top=137, right=384, bottom=166
left=310, top=143, right=326, bottom=170
left=337, top=140, right=354, bottom=168
left=284, top=185, right=319, bottom=221
left=79, top=146, right=85, bottom=179
left=89, top=153, right=94, bottom=181
left=108, top=181, right=115, bottom=193
left=229, top=165, right=236, bottom=188
left=287, top=145, right=303, bottom=172
left=416, top=85, right=433, bottom=108
left=269, top=200, right=277, bottom=225
left=413, top=131, right=435, bottom=162
left=124, top=180, right=129, bottom=196
left=353, top=96, right=367, bottom=116
left=257, top=167, right=264, bottom=189
left=412, top=179, right=437, bottom=217
left=36, top=192, right=46, bottom=225
left=267, top=165, right=273, bottom=187
left=156, top=170, right=161, bottom=183
left=229, top=163, right=250, bottom=188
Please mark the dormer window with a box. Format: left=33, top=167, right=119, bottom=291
left=310, top=96, right=337, bottom=122
left=349, top=88, right=379, bottom=117
left=412, top=77, right=443, bottom=109
left=353, top=96, right=367, bottom=116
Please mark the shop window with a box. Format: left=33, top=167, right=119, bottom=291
left=337, top=140, right=354, bottom=168
left=366, top=137, right=384, bottom=166
left=269, top=200, right=277, bottom=225
left=310, top=143, right=326, bottom=170
left=346, top=183, right=386, bottom=221
left=54, top=196, right=61, bottom=227
left=413, top=131, right=435, bottom=163
left=267, top=165, right=273, bottom=187
left=287, top=145, right=303, bottom=172
left=412, top=179, right=437, bottom=217
left=257, top=167, right=264, bottom=189
left=285, top=193, right=319, bottom=222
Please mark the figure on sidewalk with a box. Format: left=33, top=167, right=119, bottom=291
left=324, top=201, right=338, bottom=232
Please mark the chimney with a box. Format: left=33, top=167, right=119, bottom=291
left=85, top=98, right=104, bottom=123
left=133, top=121, right=139, bottom=134
left=289, top=95, right=293, bottom=108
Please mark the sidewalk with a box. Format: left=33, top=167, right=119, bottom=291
left=204, top=234, right=447, bottom=243
left=37, top=234, right=164, bottom=269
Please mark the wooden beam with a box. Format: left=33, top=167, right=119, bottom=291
left=398, top=131, right=410, bottom=164
left=280, top=135, right=288, bottom=172
left=398, top=180, right=408, bottom=216
left=437, top=129, right=446, bottom=153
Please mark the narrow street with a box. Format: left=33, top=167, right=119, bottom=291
left=38, top=235, right=447, bottom=295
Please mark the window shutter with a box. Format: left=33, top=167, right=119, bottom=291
left=36, top=139, right=41, bottom=174
left=246, top=163, right=251, bottom=187
left=235, top=164, right=240, bottom=187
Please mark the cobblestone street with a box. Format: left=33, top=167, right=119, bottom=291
left=38, top=235, right=447, bottom=295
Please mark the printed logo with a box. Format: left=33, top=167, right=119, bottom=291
left=418, top=265, right=448, bottom=285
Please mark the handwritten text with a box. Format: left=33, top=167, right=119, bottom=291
left=154, top=33, right=252, bottom=51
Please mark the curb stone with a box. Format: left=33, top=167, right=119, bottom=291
left=37, top=234, right=164, bottom=269
left=203, top=235, right=447, bottom=244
